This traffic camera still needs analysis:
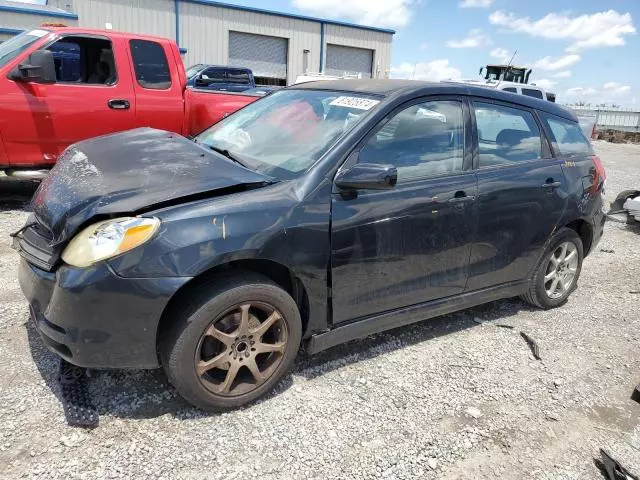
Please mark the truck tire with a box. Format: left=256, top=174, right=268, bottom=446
left=159, top=272, right=302, bottom=411
left=521, top=227, right=584, bottom=310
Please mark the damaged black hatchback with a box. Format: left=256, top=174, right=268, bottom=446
left=15, top=80, right=606, bottom=410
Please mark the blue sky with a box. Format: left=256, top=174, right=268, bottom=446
left=16, top=0, right=639, bottom=105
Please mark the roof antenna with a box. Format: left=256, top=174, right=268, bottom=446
left=496, top=49, right=517, bottom=89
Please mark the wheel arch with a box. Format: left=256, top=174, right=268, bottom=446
left=564, top=219, right=594, bottom=256
left=156, top=258, right=311, bottom=353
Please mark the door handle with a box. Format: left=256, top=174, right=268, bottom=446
left=108, top=99, right=130, bottom=110
left=541, top=181, right=561, bottom=188
left=448, top=192, right=475, bottom=204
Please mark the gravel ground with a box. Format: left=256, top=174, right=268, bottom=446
left=0, top=141, right=639, bottom=480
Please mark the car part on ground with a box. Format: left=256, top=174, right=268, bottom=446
left=599, top=449, right=639, bottom=480
left=58, top=359, right=99, bottom=429
left=519, top=332, right=541, bottom=360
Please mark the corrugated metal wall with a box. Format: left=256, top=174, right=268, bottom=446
left=1, top=0, right=393, bottom=85
left=0, top=11, right=78, bottom=31
left=179, top=2, right=321, bottom=85
left=324, top=24, right=392, bottom=79
left=72, top=0, right=175, bottom=39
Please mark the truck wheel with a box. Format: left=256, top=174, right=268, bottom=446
left=521, top=228, right=584, bottom=310
left=160, top=273, right=302, bottom=411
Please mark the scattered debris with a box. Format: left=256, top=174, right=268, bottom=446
left=600, top=248, right=616, bottom=253
left=448, top=364, right=485, bottom=370
left=495, top=324, right=515, bottom=330
left=58, top=359, right=99, bottom=429
left=472, top=317, right=486, bottom=325
left=427, top=458, right=438, bottom=470
left=599, top=448, right=639, bottom=480
left=632, top=385, right=640, bottom=404
left=465, top=407, right=483, bottom=419
left=629, top=291, right=640, bottom=295
left=520, top=331, right=541, bottom=360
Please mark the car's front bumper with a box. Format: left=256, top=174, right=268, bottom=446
left=19, top=259, right=190, bottom=369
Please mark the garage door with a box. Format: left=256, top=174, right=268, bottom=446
left=325, top=44, right=373, bottom=78
left=229, top=31, right=288, bottom=86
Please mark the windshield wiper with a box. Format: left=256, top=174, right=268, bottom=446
left=207, top=145, right=249, bottom=168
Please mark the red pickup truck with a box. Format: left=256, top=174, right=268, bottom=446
left=0, top=27, right=259, bottom=179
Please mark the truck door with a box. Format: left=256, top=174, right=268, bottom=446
left=2, top=34, right=137, bottom=167
left=128, top=39, right=184, bottom=134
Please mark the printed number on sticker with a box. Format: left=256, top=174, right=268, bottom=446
left=329, top=96, right=380, bottom=111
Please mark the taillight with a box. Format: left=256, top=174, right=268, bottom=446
left=591, top=155, right=606, bottom=195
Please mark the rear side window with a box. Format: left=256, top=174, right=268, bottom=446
left=200, top=68, right=226, bottom=82
left=228, top=69, right=250, bottom=84
left=130, top=39, right=171, bottom=90
left=503, top=87, right=517, bottom=93
left=522, top=88, right=543, bottom=99
left=541, top=114, right=592, bottom=157
left=473, top=102, right=542, bottom=167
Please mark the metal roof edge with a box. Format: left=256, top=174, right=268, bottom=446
left=0, top=27, right=24, bottom=35
left=181, top=0, right=396, bottom=34
left=0, top=4, right=78, bottom=19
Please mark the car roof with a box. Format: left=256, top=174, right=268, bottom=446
left=292, top=79, right=576, bottom=121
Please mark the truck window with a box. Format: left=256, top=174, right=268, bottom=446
left=228, top=69, right=250, bottom=84
left=46, top=36, right=116, bottom=85
left=522, top=88, right=544, bottom=99
left=200, top=68, right=226, bottom=82
left=130, top=39, right=171, bottom=90
left=503, top=87, right=517, bottom=93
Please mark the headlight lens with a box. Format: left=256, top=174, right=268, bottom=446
left=62, top=217, right=160, bottom=268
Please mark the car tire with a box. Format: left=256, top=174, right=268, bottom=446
left=521, top=227, right=584, bottom=310
left=159, top=272, right=302, bottom=411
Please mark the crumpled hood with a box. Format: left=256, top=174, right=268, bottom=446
left=32, top=128, right=272, bottom=243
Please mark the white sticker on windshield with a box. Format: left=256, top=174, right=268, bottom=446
left=329, top=96, right=380, bottom=110
left=28, top=29, right=49, bottom=38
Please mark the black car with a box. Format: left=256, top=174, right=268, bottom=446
left=14, top=80, right=606, bottom=410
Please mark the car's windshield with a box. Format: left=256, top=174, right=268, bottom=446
left=0, top=29, right=49, bottom=69
left=186, top=64, right=204, bottom=78
left=195, top=89, right=381, bottom=179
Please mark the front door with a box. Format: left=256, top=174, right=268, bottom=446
left=3, top=34, right=136, bottom=167
left=466, top=100, right=567, bottom=291
left=331, top=98, right=477, bottom=324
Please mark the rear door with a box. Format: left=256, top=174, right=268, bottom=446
left=466, top=99, right=567, bottom=291
left=3, top=34, right=136, bottom=166
left=129, top=39, right=184, bottom=134
left=331, top=97, right=477, bottom=323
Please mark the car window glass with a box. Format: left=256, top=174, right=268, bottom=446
left=201, top=68, right=226, bottom=82
left=46, top=36, right=116, bottom=85
left=359, top=100, right=464, bottom=182
left=473, top=102, right=542, bottom=167
left=228, top=69, right=250, bottom=84
left=130, top=39, right=171, bottom=90
left=522, top=88, right=543, bottom=99
left=503, top=87, right=517, bottom=93
left=543, top=114, right=592, bottom=157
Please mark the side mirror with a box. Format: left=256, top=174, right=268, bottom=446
left=9, top=50, right=56, bottom=84
left=335, top=163, right=397, bottom=191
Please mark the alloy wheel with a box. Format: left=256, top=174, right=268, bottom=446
left=544, top=241, right=579, bottom=299
left=195, top=302, right=288, bottom=396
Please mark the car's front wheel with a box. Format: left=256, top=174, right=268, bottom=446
left=160, top=273, right=302, bottom=410
left=522, top=227, right=584, bottom=309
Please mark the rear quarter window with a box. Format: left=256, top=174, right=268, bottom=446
left=522, top=88, right=544, bottom=99
left=130, top=39, right=171, bottom=90
left=541, top=113, right=592, bottom=157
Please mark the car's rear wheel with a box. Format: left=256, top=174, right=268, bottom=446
left=160, top=273, right=302, bottom=410
left=522, top=228, right=584, bottom=309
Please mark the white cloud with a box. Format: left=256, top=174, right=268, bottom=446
left=603, top=82, right=631, bottom=95
left=459, top=0, right=494, bottom=8
left=531, top=78, right=557, bottom=90
left=292, top=0, right=412, bottom=28
left=446, top=29, right=491, bottom=48
left=489, top=47, right=511, bottom=63
left=533, top=54, right=581, bottom=71
left=553, top=70, right=572, bottom=78
left=420, top=43, right=430, bottom=50
left=390, top=59, right=462, bottom=81
left=565, top=83, right=632, bottom=102
left=489, top=9, right=636, bottom=51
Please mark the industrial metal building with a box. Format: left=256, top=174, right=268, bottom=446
left=0, top=0, right=394, bottom=85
